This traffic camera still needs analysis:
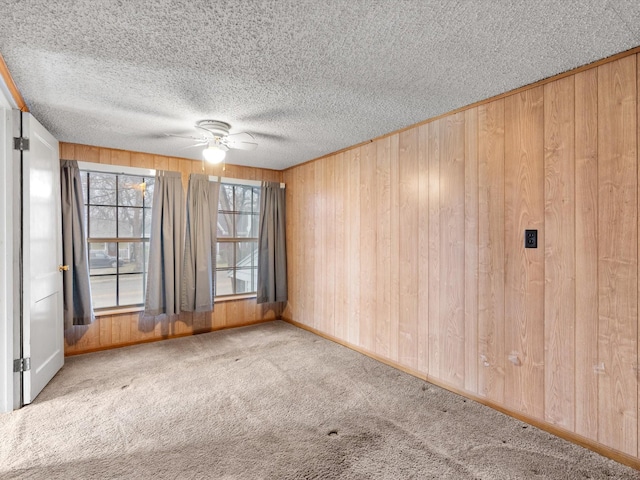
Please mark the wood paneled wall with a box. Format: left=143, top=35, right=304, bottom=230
left=60, top=142, right=284, bottom=355
left=283, top=53, right=640, bottom=464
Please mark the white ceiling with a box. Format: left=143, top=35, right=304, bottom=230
left=1, top=1, right=639, bottom=170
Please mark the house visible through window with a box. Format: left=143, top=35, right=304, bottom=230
left=216, top=183, right=260, bottom=297
left=80, top=171, right=154, bottom=310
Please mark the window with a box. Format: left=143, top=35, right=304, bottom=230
left=80, top=171, right=154, bottom=310
left=216, top=183, right=260, bottom=297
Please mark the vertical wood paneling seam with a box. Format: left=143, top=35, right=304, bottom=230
left=502, top=97, right=508, bottom=410
left=424, top=127, right=428, bottom=372
left=427, top=125, right=432, bottom=373
left=471, top=114, right=478, bottom=393
left=464, top=114, right=470, bottom=390
left=469, top=113, right=475, bottom=391
left=593, top=67, right=600, bottom=441
left=427, top=122, right=440, bottom=377
left=630, top=56, right=636, bottom=451
left=332, top=156, right=337, bottom=337
left=595, top=67, right=600, bottom=444
left=477, top=114, right=480, bottom=394
left=390, top=134, right=400, bottom=362
left=542, top=89, right=546, bottom=421
left=473, top=113, right=480, bottom=393
left=630, top=56, right=636, bottom=453
left=436, top=123, right=441, bottom=378
left=463, top=117, right=467, bottom=386
left=635, top=52, right=640, bottom=459
left=417, top=134, right=421, bottom=368
left=497, top=102, right=504, bottom=400
left=573, top=76, right=577, bottom=432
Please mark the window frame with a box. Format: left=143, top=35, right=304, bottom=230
left=79, top=164, right=155, bottom=313
left=215, top=182, right=261, bottom=299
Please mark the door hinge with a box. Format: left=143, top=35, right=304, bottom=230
left=13, top=137, right=30, bottom=151
left=13, top=357, right=31, bottom=373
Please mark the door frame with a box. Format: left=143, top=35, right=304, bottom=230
left=0, top=75, right=18, bottom=413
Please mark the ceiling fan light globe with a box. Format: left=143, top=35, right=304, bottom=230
left=203, top=145, right=226, bottom=164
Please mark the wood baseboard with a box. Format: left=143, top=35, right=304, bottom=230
left=282, top=317, right=640, bottom=472
left=64, top=318, right=275, bottom=356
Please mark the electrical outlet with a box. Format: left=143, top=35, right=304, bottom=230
left=525, top=230, right=537, bottom=249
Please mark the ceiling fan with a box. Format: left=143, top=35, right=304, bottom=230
left=166, top=120, right=258, bottom=164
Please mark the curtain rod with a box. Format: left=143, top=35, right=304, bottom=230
left=76, top=161, right=285, bottom=189
left=208, top=176, right=285, bottom=189
left=76, top=161, right=155, bottom=177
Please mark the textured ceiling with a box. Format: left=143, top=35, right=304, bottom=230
left=1, top=1, right=639, bottom=170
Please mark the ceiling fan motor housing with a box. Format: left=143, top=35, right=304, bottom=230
left=196, top=120, right=231, bottom=138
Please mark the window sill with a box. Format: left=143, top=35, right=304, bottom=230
left=94, top=306, right=143, bottom=317
left=215, top=294, right=257, bottom=302
left=93, top=295, right=257, bottom=317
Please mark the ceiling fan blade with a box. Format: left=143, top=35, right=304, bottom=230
left=224, top=132, right=258, bottom=150
left=226, top=131, right=255, bottom=143
left=164, top=133, right=208, bottom=141
left=180, top=142, right=209, bottom=149
left=224, top=140, right=258, bottom=151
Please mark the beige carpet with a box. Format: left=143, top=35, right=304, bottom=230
left=0, top=321, right=636, bottom=479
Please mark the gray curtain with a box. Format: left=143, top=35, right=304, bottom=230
left=144, top=170, right=184, bottom=316
left=60, top=160, right=94, bottom=329
left=257, top=181, right=287, bottom=304
left=181, top=174, right=220, bottom=312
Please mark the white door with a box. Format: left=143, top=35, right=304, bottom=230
left=21, top=112, right=63, bottom=404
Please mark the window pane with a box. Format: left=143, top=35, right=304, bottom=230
left=144, top=177, right=155, bottom=206
left=215, top=270, right=234, bottom=296
left=89, top=206, right=117, bottom=237
left=144, top=241, right=150, bottom=273
left=80, top=171, right=88, bottom=206
left=142, top=244, right=150, bottom=300
left=235, top=213, right=256, bottom=237
left=219, top=185, right=234, bottom=211
left=88, top=173, right=116, bottom=205
left=252, top=188, right=260, bottom=214
left=119, top=273, right=144, bottom=306
left=235, top=242, right=257, bottom=268
left=234, top=185, right=253, bottom=212
left=250, top=214, right=259, bottom=237
left=217, top=212, right=232, bottom=238
left=90, top=241, right=106, bottom=251
left=90, top=275, right=116, bottom=309
left=118, top=242, right=145, bottom=273
left=118, top=175, right=144, bottom=207
left=251, top=267, right=257, bottom=292
left=235, top=268, right=254, bottom=294
left=217, top=242, right=234, bottom=269
left=89, top=242, right=118, bottom=275
left=118, top=207, right=144, bottom=237
left=143, top=208, right=152, bottom=238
